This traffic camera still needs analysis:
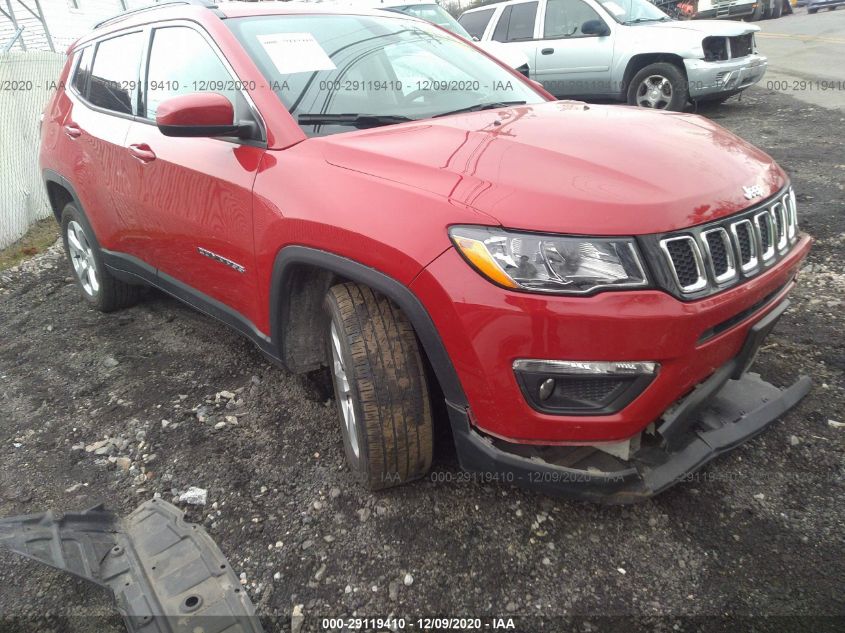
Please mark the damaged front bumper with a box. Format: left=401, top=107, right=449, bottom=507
left=685, top=53, right=768, bottom=99
left=0, top=499, right=265, bottom=633
left=447, top=300, right=811, bottom=503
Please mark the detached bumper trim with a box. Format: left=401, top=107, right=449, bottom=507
left=639, top=373, right=811, bottom=497
left=0, top=500, right=264, bottom=631
left=447, top=369, right=811, bottom=504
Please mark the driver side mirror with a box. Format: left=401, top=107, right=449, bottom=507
left=581, top=19, right=610, bottom=36
left=155, top=92, right=253, bottom=139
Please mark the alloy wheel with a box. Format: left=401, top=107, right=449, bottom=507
left=330, top=320, right=360, bottom=459
left=66, top=220, right=99, bottom=296
left=636, top=75, right=673, bottom=109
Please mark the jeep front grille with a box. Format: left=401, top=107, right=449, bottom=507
left=647, top=186, right=799, bottom=299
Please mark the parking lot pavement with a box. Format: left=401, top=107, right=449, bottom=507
left=1, top=93, right=844, bottom=632
left=755, top=7, right=845, bottom=109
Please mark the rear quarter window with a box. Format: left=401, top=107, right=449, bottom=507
left=458, top=8, right=495, bottom=39
left=71, top=46, right=93, bottom=96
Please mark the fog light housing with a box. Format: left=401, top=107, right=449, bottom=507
left=513, top=360, right=658, bottom=415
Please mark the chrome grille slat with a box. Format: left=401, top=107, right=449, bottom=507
left=754, top=210, right=775, bottom=262
left=785, top=191, right=797, bottom=241
left=656, top=186, right=799, bottom=297
left=659, top=236, right=707, bottom=293
left=771, top=202, right=788, bottom=251
left=731, top=219, right=758, bottom=273
left=701, top=227, right=736, bottom=284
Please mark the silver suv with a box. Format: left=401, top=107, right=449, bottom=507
left=460, top=0, right=767, bottom=110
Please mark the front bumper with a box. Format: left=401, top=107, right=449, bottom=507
left=685, top=54, right=768, bottom=99
left=447, top=300, right=811, bottom=502
left=412, top=235, right=811, bottom=444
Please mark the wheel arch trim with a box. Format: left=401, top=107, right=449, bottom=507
left=270, top=246, right=468, bottom=407
left=42, top=169, right=83, bottom=224
left=621, top=53, right=689, bottom=99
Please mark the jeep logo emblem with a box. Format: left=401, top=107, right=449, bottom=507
left=743, top=185, right=764, bottom=200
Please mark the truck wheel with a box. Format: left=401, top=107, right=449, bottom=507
left=772, top=0, right=783, bottom=17
left=61, top=202, right=140, bottom=312
left=323, top=282, right=433, bottom=490
left=627, top=63, right=689, bottom=111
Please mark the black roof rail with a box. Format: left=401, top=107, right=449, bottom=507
left=93, top=0, right=218, bottom=30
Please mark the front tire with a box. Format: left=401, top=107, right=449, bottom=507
left=61, top=202, right=139, bottom=312
left=627, top=63, right=689, bottom=111
left=323, top=282, right=433, bottom=490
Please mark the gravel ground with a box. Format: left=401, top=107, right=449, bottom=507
left=1, top=87, right=843, bottom=633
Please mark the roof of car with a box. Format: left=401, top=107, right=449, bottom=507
left=294, top=0, right=442, bottom=8
left=459, top=2, right=508, bottom=14
left=76, top=0, right=422, bottom=47
left=86, top=0, right=414, bottom=35
left=217, top=1, right=397, bottom=18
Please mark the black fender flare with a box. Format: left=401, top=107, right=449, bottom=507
left=42, top=168, right=83, bottom=222
left=270, top=246, right=468, bottom=407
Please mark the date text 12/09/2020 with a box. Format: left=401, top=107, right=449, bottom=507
left=321, top=618, right=517, bottom=630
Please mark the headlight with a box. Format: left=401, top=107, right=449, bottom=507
left=449, top=226, right=649, bottom=295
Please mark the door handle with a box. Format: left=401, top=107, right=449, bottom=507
left=63, top=123, right=82, bottom=139
left=541, top=48, right=554, bottom=55
left=128, top=143, right=156, bottom=163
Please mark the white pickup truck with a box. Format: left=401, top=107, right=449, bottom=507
left=459, top=0, right=767, bottom=110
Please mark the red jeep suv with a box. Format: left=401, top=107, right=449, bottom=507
left=39, top=0, right=812, bottom=502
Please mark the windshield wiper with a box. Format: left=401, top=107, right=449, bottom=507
left=624, top=16, right=671, bottom=23
left=297, top=113, right=416, bottom=128
left=433, top=101, right=527, bottom=118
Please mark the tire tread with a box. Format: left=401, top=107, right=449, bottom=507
left=326, top=282, right=433, bottom=490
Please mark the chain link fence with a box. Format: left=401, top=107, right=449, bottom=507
left=0, top=50, right=65, bottom=249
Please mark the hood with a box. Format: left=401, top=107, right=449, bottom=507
left=318, top=101, right=786, bottom=236
left=635, top=19, right=760, bottom=37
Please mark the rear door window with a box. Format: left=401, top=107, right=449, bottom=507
left=492, top=2, right=538, bottom=42
left=88, top=31, right=144, bottom=115
left=458, top=8, right=495, bottom=39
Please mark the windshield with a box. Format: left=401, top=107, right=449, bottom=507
left=227, top=13, right=544, bottom=136
left=384, top=3, right=473, bottom=38
left=595, top=0, right=671, bottom=23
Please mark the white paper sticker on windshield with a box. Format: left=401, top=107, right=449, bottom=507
left=602, top=1, right=626, bottom=15
left=257, top=33, right=336, bottom=75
